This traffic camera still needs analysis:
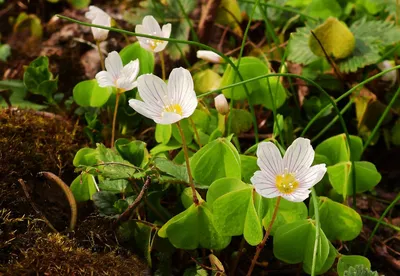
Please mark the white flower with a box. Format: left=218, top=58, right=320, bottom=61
left=196, top=50, right=223, bottom=64
left=251, top=138, right=326, bottom=202
left=129, top=67, right=197, bottom=124
left=95, top=51, right=140, bottom=92
left=135, top=15, right=171, bottom=53
left=85, top=6, right=111, bottom=41
left=214, top=94, right=229, bottom=115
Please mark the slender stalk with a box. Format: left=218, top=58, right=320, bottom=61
left=37, top=172, right=78, bottom=231
left=176, top=121, right=199, bottom=205
left=189, top=117, right=202, bottom=148
left=96, top=40, right=105, bottom=71
left=361, top=214, right=400, bottom=232
left=310, top=188, right=321, bottom=276
left=247, top=196, right=281, bottom=276
left=159, top=51, right=166, bottom=80
left=111, top=91, right=121, bottom=148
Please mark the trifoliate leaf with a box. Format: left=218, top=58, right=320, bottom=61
left=309, top=17, right=355, bottom=59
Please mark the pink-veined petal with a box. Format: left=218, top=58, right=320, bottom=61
left=282, top=188, right=311, bottom=202
left=167, top=67, right=197, bottom=117
left=256, top=142, right=284, bottom=178
left=95, top=71, right=114, bottom=87
left=157, top=111, right=182, bottom=125
left=135, top=25, right=153, bottom=51
left=129, top=99, right=161, bottom=121
left=251, top=171, right=280, bottom=198
left=105, top=51, right=123, bottom=80
left=296, top=164, right=327, bottom=189
left=137, top=74, right=169, bottom=110
left=142, top=15, right=162, bottom=35
left=153, top=41, right=168, bottom=52
left=283, top=137, right=315, bottom=174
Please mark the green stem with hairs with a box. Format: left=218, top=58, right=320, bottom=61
left=310, top=189, right=321, bottom=276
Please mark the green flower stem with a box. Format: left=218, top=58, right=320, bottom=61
left=361, top=214, right=400, bottom=232
left=96, top=40, right=105, bottom=71
left=310, top=188, right=321, bottom=276
left=111, top=91, right=121, bottom=148
left=364, top=192, right=400, bottom=255
left=176, top=121, right=199, bottom=205
left=247, top=196, right=281, bottom=276
left=362, top=85, right=400, bottom=153
left=56, top=14, right=259, bottom=143
left=311, top=100, right=354, bottom=143
left=189, top=117, right=202, bottom=148
left=159, top=51, right=166, bottom=80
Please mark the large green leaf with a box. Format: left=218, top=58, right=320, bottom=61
left=310, top=197, right=362, bottom=241
left=208, top=178, right=268, bottom=245
left=220, top=57, right=270, bottom=100
left=155, top=124, right=172, bottom=144
left=315, top=134, right=363, bottom=165
left=115, top=138, right=147, bottom=167
left=263, top=198, right=308, bottom=236
left=327, top=161, right=381, bottom=197
left=70, top=173, right=97, bottom=202
left=273, top=219, right=332, bottom=274
left=119, top=42, right=154, bottom=75
left=240, top=155, right=258, bottom=183
left=158, top=202, right=231, bottom=250
left=0, top=80, right=46, bottom=110
left=305, top=0, right=342, bottom=19
left=154, top=157, right=189, bottom=184
left=73, top=79, right=113, bottom=107
left=190, top=138, right=241, bottom=187
left=249, top=76, right=287, bottom=110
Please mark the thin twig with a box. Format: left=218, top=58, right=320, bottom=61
left=18, top=179, right=58, bottom=233
left=38, top=172, right=78, bottom=231
left=114, top=177, right=151, bottom=227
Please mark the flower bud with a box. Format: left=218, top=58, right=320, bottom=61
left=85, top=6, right=111, bottom=42
left=196, top=50, right=223, bottom=64
left=378, top=60, right=397, bottom=87
left=214, top=94, right=229, bottom=115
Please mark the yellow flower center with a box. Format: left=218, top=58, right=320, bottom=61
left=149, top=39, right=163, bottom=51
left=276, top=172, right=299, bottom=194
left=164, top=104, right=183, bottom=116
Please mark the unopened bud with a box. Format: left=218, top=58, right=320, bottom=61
left=196, top=50, right=223, bottom=64
left=214, top=94, right=229, bottom=115
left=378, top=60, right=397, bottom=87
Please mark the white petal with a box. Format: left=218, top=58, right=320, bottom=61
left=129, top=99, right=161, bottom=121
left=153, top=41, right=168, bottom=53
left=196, top=50, right=223, bottom=64
left=157, top=111, right=182, bottom=125
left=281, top=189, right=311, bottom=202
left=256, top=142, right=284, bottom=178
left=95, top=71, right=114, bottom=87
left=120, top=59, right=140, bottom=83
left=162, top=23, right=172, bottom=38
left=251, top=171, right=280, bottom=198
left=142, top=15, right=162, bottom=35
left=167, top=68, right=197, bottom=117
left=283, top=137, right=314, bottom=173
left=297, top=164, right=327, bottom=189
left=137, top=74, right=169, bottom=108
left=85, top=6, right=105, bottom=21
left=116, top=77, right=136, bottom=91
left=105, top=51, right=123, bottom=80
left=135, top=25, right=153, bottom=51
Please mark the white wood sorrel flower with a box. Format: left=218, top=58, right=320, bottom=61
left=95, top=51, right=140, bottom=92
left=85, top=6, right=111, bottom=41
left=128, top=68, right=197, bottom=124
left=135, top=16, right=171, bottom=53
left=251, top=138, right=326, bottom=202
